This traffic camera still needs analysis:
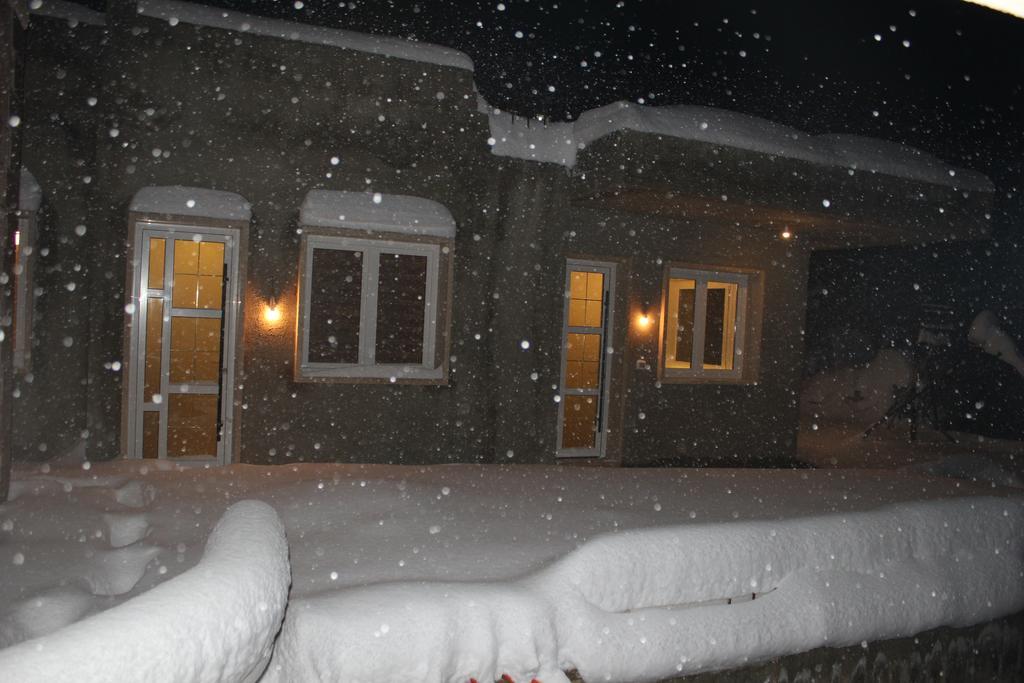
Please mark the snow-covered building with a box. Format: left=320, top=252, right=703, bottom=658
left=14, top=0, right=994, bottom=467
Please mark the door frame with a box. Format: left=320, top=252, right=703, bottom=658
left=556, top=258, right=617, bottom=459
left=121, top=214, right=248, bottom=465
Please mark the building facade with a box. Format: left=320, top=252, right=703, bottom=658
left=13, top=0, right=993, bottom=467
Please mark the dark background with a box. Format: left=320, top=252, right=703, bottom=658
left=80, top=0, right=1024, bottom=435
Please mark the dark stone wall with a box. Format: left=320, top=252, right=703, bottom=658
left=12, top=16, right=101, bottom=460
left=487, top=156, right=810, bottom=466
left=81, top=12, right=496, bottom=464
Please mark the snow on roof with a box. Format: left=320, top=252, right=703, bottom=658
left=19, top=169, right=41, bottom=212
left=300, top=190, right=456, bottom=239
left=488, top=100, right=993, bottom=192
left=136, top=0, right=474, bottom=72
left=130, top=186, right=252, bottom=221
left=28, top=0, right=107, bottom=27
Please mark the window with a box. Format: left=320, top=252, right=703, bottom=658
left=661, top=267, right=751, bottom=380
left=296, top=235, right=446, bottom=381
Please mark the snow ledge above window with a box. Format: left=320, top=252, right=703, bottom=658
left=129, top=186, right=253, bottom=222
left=300, top=190, right=456, bottom=239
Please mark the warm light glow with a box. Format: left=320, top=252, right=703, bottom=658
left=636, top=312, right=653, bottom=330
left=964, top=0, right=1024, bottom=19
left=13, top=230, right=20, bottom=247
left=781, top=229, right=792, bottom=239
left=262, top=302, right=283, bottom=324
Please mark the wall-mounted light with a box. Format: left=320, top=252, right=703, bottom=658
left=780, top=229, right=793, bottom=239
left=635, top=312, right=654, bottom=332
left=262, top=299, right=283, bottom=326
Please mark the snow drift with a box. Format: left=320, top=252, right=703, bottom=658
left=265, top=495, right=1024, bottom=683
left=0, top=500, right=290, bottom=683
left=801, top=348, right=913, bottom=426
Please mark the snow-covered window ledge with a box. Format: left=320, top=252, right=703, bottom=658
left=658, top=263, right=763, bottom=384
left=295, top=190, right=455, bottom=384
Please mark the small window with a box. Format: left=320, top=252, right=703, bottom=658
left=296, top=235, right=447, bottom=381
left=661, top=267, right=750, bottom=380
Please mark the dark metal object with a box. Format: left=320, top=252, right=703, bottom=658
left=862, top=305, right=958, bottom=443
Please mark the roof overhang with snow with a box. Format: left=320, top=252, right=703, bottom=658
left=29, top=0, right=474, bottom=71
left=300, top=190, right=457, bottom=239
left=486, top=101, right=992, bottom=193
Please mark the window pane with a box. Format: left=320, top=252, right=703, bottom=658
left=562, top=395, right=598, bottom=448
left=308, top=248, right=363, bottom=363
left=142, top=411, right=160, bottom=459
left=568, top=269, right=604, bottom=328
left=565, top=332, right=601, bottom=389
left=174, top=240, right=200, bottom=275
left=666, top=278, right=695, bottom=368
left=375, top=252, right=428, bottom=364
left=147, top=238, right=165, bottom=290
left=167, top=394, right=218, bottom=457
left=170, top=316, right=222, bottom=384
left=704, top=282, right=738, bottom=370
left=144, top=298, right=163, bottom=401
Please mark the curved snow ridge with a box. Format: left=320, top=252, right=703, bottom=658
left=535, top=495, right=1024, bottom=682
left=265, top=494, right=1023, bottom=683
left=0, top=500, right=290, bottom=683
left=487, top=101, right=993, bottom=192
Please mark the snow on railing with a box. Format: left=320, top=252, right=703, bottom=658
left=0, top=500, right=290, bottom=683
left=264, top=495, right=1024, bottom=683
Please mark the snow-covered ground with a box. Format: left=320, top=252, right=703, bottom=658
left=1, top=459, right=1022, bottom=682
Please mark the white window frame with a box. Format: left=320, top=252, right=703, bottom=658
left=297, top=234, right=443, bottom=381
left=662, top=267, right=749, bottom=381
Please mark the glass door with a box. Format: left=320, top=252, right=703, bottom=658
left=131, top=226, right=235, bottom=464
left=557, top=260, right=615, bottom=457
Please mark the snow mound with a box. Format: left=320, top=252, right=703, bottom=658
left=300, top=190, right=456, bottom=238
left=19, top=169, right=41, bottom=212
left=487, top=101, right=992, bottom=192
left=265, top=495, right=1024, bottom=683
left=969, top=310, right=1024, bottom=378
left=0, top=500, right=290, bottom=683
left=801, top=348, right=913, bottom=426
left=130, top=186, right=253, bottom=222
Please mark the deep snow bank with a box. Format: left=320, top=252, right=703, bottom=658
left=265, top=495, right=1024, bottom=683
left=0, top=500, right=289, bottom=683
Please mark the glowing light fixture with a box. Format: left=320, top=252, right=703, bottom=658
left=262, top=300, right=283, bottom=325
left=780, top=229, right=793, bottom=240
left=636, top=312, right=653, bottom=330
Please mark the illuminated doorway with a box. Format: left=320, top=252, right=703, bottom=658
left=125, top=224, right=240, bottom=465
left=557, top=260, right=615, bottom=458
